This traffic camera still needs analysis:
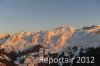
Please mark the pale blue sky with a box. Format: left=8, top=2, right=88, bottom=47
left=0, top=0, right=100, bottom=33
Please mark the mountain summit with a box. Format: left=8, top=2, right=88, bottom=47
left=0, top=25, right=100, bottom=66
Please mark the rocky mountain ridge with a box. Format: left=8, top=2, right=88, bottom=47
left=0, top=25, right=100, bottom=66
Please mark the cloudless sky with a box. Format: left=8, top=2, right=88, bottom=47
left=0, top=0, right=100, bottom=33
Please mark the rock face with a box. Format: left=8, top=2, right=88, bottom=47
left=0, top=25, right=100, bottom=66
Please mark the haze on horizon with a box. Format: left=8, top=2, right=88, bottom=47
left=0, top=0, right=100, bottom=34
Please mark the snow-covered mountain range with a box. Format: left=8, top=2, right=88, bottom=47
left=0, top=25, right=100, bottom=66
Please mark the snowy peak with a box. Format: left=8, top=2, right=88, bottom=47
left=5, top=32, right=32, bottom=43
left=1, top=25, right=100, bottom=46
left=1, top=25, right=100, bottom=49
left=82, top=25, right=100, bottom=30
left=0, top=34, right=10, bottom=38
left=53, top=26, right=76, bottom=33
left=81, top=25, right=100, bottom=34
left=3, top=26, right=76, bottom=45
left=0, top=25, right=100, bottom=66
left=0, top=34, right=10, bottom=44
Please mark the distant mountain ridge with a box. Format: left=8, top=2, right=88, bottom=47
left=0, top=25, right=100, bottom=66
